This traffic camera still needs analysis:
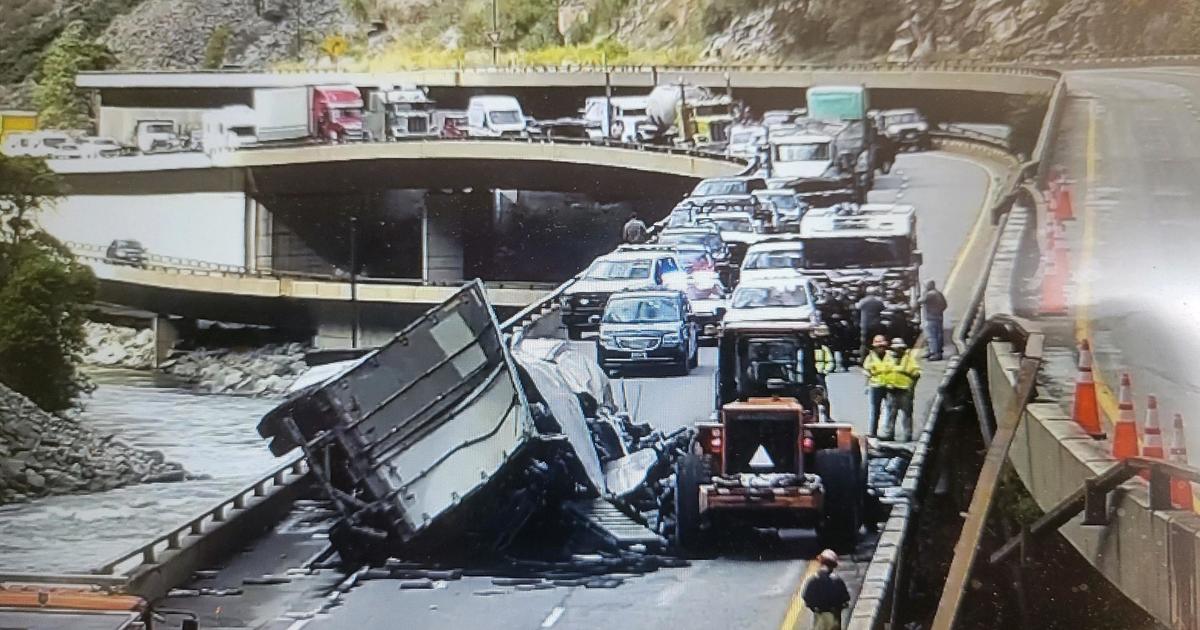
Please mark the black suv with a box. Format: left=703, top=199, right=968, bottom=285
left=561, top=250, right=684, bottom=340
left=595, top=288, right=698, bottom=376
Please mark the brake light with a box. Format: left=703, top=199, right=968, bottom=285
left=802, top=434, right=816, bottom=454
left=699, top=425, right=723, bottom=455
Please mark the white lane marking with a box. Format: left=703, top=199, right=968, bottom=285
left=541, top=606, right=566, bottom=627
left=284, top=621, right=311, bottom=630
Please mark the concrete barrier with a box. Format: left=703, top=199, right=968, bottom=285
left=982, top=201, right=1200, bottom=630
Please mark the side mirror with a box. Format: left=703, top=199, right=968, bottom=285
left=912, top=250, right=924, bottom=266
left=714, top=306, right=727, bottom=319
left=588, top=314, right=602, bottom=325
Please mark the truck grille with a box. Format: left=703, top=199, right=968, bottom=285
left=616, top=336, right=660, bottom=351
left=570, top=293, right=609, bottom=311
left=409, top=118, right=429, bottom=133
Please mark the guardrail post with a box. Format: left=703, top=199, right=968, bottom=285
left=254, top=480, right=268, bottom=497
left=191, top=519, right=204, bottom=535
left=213, top=505, right=227, bottom=523
left=143, top=547, right=157, bottom=564
left=233, top=494, right=247, bottom=510
left=1149, top=465, right=1174, bottom=511
left=1082, top=477, right=1109, bottom=526
left=168, top=531, right=182, bottom=550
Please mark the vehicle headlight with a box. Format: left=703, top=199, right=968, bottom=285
left=599, top=333, right=616, bottom=347
left=917, top=122, right=928, bottom=132
left=662, top=332, right=681, bottom=346
left=559, top=295, right=572, bottom=309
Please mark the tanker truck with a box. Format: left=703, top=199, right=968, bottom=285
left=637, top=84, right=734, bottom=150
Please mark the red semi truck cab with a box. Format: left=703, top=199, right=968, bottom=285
left=312, top=85, right=366, bottom=143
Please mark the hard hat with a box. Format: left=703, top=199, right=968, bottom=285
left=872, top=335, right=888, bottom=348
left=891, top=337, right=907, bottom=348
left=818, top=549, right=839, bottom=568
left=814, top=324, right=830, bottom=336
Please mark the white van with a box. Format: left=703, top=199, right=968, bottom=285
left=2, top=131, right=82, bottom=159
left=466, top=95, right=528, bottom=138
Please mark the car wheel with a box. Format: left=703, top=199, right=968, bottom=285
left=814, top=446, right=864, bottom=553
left=672, top=452, right=712, bottom=557
left=687, top=340, right=699, bottom=369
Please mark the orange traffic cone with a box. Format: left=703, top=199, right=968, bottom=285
left=1055, top=183, right=1075, bottom=221
left=1139, top=395, right=1164, bottom=480
left=1170, top=413, right=1193, bottom=510
left=1038, top=252, right=1066, bottom=315
left=1112, top=373, right=1139, bottom=460
left=1072, top=340, right=1105, bottom=438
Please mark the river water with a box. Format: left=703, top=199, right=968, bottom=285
left=0, top=369, right=281, bottom=573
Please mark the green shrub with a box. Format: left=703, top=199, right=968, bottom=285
left=203, top=25, right=232, bottom=69
left=33, top=21, right=113, bottom=130
left=0, top=155, right=97, bottom=412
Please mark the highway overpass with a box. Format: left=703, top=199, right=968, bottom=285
left=12, top=61, right=1200, bottom=630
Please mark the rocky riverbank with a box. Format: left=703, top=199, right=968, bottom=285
left=0, top=383, right=187, bottom=505
left=160, top=343, right=309, bottom=396
left=83, top=322, right=156, bottom=370
left=82, top=322, right=310, bottom=396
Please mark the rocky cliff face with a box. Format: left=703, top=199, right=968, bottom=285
left=100, top=0, right=359, bottom=70
left=565, top=0, right=1194, bottom=63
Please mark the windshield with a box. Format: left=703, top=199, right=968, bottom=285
left=705, top=217, right=753, bottom=233
left=145, top=124, right=173, bottom=134
left=332, top=108, right=363, bottom=120
left=743, top=248, right=805, bottom=270
left=585, top=259, right=652, bottom=280
left=674, top=250, right=711, bottom=271
left=43, top=137, right=69, bottom=148
left=802, top=236, right=911, bottom=269
left=620, top=107, right=647, bottom=117
left=759, top=194, right=798, bottom=210
left=693, top=180, right=748, bottom=196
left=603, top=298, right=680, bottom=323
left=731, top=283, right=810, bottom=308
left=489, top=110, right=523, bottom=125
left=667, top=211, right=693, bottom=228
left=775, top=142, right=831, bottom=162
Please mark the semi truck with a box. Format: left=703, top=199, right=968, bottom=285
left=640, top=84, right=734, bottom=149
left=364, top=84, right=438, bottom=141
left=201, top=85, right=367, bottom=151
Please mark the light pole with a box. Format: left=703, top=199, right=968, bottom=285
left=349, top=214, right=359, bottom=349
left=490, top=0, right=500, bottom=66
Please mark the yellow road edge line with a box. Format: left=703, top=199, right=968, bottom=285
left=779, top=559, right=822, bottom=630
left=941, top=154, right=1004, bottom=296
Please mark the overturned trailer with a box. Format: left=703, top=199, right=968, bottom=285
left=259, top=281, right=672, bottom=565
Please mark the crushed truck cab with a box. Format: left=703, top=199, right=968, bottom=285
left=673, top=321, right=867, bottom=553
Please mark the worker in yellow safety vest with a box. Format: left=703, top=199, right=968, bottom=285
left=812, top=325, right=836, bottom=422
left=862, top=335, right=894, bottom=438
left=882, top=337, right=921, bottom=442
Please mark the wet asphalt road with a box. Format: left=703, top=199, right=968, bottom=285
left=1050, top=68, right=1200, bottom=466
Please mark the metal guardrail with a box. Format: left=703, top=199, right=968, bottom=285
left=92, top=458, right=308, bottom=578
left=65, top=242, right=558, bottom=293
left=990, top=456, right=1200, bottom=565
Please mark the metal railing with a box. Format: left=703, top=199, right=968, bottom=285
left=92, top=457, right=308, bottom=578
left=990, top=456, right=1200, bottom=565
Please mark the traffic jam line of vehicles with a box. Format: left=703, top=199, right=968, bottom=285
left=249, top=85, right=928, bottom=573
left=1, top=87, right=933, bottom=628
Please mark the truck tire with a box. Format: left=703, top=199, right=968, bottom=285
left=814, top=447, right=863, bottom=553
left=673, top=452, right=711, bottom=556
